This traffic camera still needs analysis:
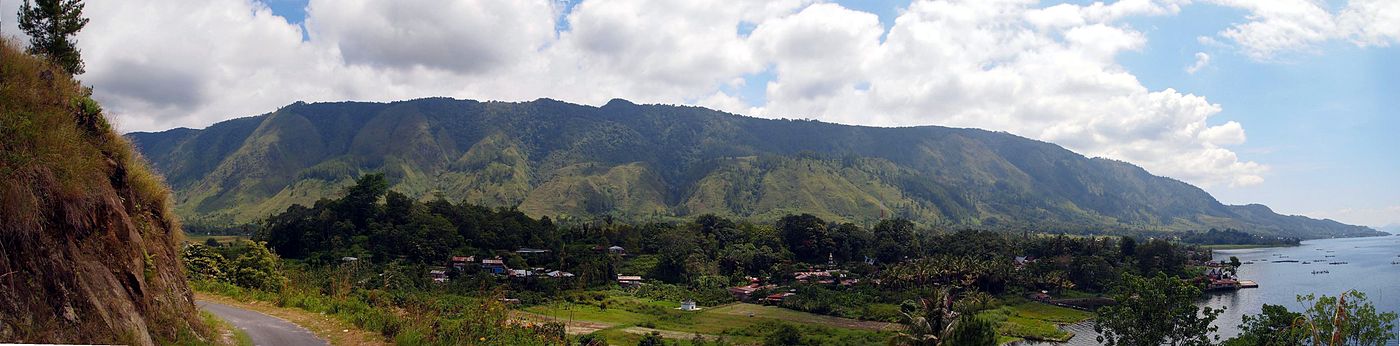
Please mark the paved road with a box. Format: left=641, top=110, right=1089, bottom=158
left=198, top=300, right=328, bottom=346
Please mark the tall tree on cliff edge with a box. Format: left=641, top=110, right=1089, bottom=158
left=18, top=0, right=89, bottom=75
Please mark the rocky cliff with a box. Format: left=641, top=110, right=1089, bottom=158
left=0, top=39, right=204, bottom=344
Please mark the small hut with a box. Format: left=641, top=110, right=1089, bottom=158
left=679, top=299, right=700, bottom=311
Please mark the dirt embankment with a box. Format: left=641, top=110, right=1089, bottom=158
left=0, top=38, right=205, bottom=345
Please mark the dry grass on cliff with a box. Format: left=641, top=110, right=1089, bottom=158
left=1, top=37, right=201, bottom=345
left=0, top=37, right=176, bottom=236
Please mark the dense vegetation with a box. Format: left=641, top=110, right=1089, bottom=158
left=183, top=174, right=1249, bottom=345
left=128, top=98, right=1381, bottom=239
left=1223, top=292, right=1397, bottom=346
left=1176, top=228, right=1301, bottom=247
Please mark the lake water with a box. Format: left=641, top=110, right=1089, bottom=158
left=1017, top=235, right=1400, bottom=345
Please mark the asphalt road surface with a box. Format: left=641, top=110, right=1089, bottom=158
left=198, top=300, right=328, bottom=346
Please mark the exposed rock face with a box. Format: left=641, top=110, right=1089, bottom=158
left=0, top=39, right=203, bottom=345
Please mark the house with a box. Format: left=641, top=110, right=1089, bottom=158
left=516, top=248, right=550, bottom=255
left=1028, top=290, right=1050, bottom=301
left=617, top=275, right=643, bottom=287
left=762, top=292, right=795, bottom=303
left=608, top=246, right=626, bottom=255
left=341, top=256, right=359, bottom=262
left=429, top=269, right=448, bottom=283
left=450, top=256, right=475, bottom=270
left=546, top=270, right=575, bottom=278
left=679, top=299, right=700, bottom=311
left=793, top=270, right=834, bottom=283
left=1014, top=256, right=1037, bottom=268
left=509, top=269, right=533, bottom=277
left=728, top=285, right=763, bottom=301
left=481, top=259, right=508, bottom=274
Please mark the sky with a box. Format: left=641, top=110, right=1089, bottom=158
left=1, top=0, right=1396, bottom=227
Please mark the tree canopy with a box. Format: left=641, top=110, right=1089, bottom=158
left=17, top=0, right=89, bottom=75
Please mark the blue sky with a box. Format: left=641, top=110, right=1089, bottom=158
left=1111, top=3, right=1399, bottom=225
left=1, top=0, right=1391, bottom=226
left=250, top=0, right=1396, bottom=226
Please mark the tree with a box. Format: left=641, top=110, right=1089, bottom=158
left=894, top=289, right=956, bottom=346
left=227, top=240, right=287, bottom=291
left=1295, top=291, right=1397, bottom=346
left=1119, top=236, right=1137, bottom=257
left=777, top=214, right=833, bottom=263
left=1224, top=304, right=1305, bottom=346
left=637, top=331, right=665, bottom=346
left=203, top=237, right=222, bottom=247
left=945, top=316, right=997, bottom=346
left=17, top=0, right=89, bottom=75
left=873, top=219, right=917, bottom=263
left=1133, top=239, right=1184, bottom=276
left=578, top=333, right=608, bottom=346
left=764, top=324, right=805, bottom=346
left=1094, top=273, right=1223, bottom=346
left=181, top=243, right=227, bottom=282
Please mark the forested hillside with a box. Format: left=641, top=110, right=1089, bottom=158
left=129, top=98, right=1379, bottom=239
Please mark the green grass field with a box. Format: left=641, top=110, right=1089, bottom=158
left=978, top=302, right=1093, bottom=343
left=184, top=235, right=248, bottom=245
left=521, top=294, right=894, bottom=345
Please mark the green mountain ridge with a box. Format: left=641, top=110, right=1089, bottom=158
left=128, top=98, right=1380, bottom=239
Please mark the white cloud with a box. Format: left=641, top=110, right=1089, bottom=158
left=1207, top=0, right=1400, bottom=60
left=749, top=0, right=1262, bottom=188
left=1185, top=51, right=1211, bottom=74
left=307, top=0, right=555, bottom=74
left=1, top=0, right=1274, bottom=189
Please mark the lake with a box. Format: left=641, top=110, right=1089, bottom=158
left=1017, top=235, right=1400, bottom=345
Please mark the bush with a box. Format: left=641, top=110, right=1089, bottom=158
left=578, top=333, right=608, bottom=346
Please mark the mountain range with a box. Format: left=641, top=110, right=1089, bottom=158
left=127, top=98, right=1380, bottom=239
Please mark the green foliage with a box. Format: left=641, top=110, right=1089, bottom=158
left=1133, top=238, right=1186, bottom=276
left=778, top=214, right=835, bottom=263
left=763, top=324, right=805, bottom=346
left=1294, top=291, right=1397, bottom=346
left=1179, top=228, right=1301, bottom=247
left=191, top=273, right=569, bottom=346
left=1225, top=293, right=1398, bottom=346
left=17, top=0, right=89, bottom=75
left=1093, top=273, right=1223, bottom=346
left=578, top=333, right=609, bottom=346
left=257, top=173, right=556, bottom=264
left=1224, top=304, right=1306, bottom=346
left=893, top=289, right=956, bottom=346
left=637, top=331, right=665, bottom=346
left=945, top=317, right=997, bottom=346
left=182, top=244, right=227, bottom=282
left=224, top=241, right=287, bottom=291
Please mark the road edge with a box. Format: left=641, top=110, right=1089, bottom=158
left=196, top=293, right=389, bottom=346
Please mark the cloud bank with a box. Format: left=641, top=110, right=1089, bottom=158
left=6, top=0, right=1388, bottom=189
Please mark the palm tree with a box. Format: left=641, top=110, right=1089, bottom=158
left=895, top=288, right=960, bottom=346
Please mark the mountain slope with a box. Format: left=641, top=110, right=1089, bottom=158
left=128, top=98, right=1379, bottom=239
left=1, top=40, right=205, bottom=345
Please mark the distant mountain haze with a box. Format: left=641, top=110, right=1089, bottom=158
left=127, top=98, right=1379, bottom=239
